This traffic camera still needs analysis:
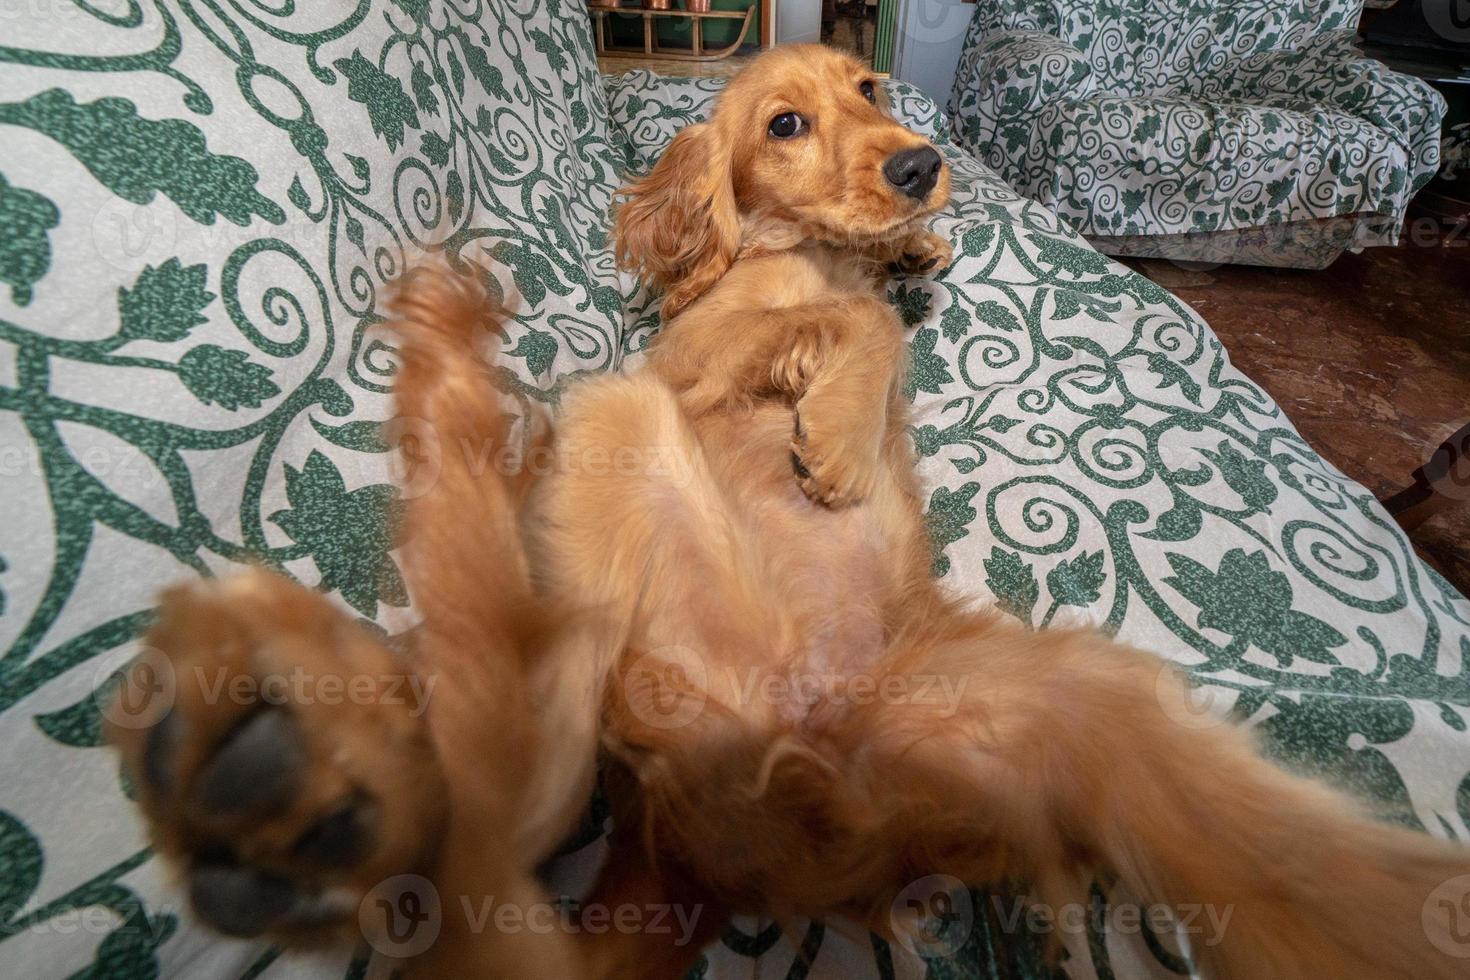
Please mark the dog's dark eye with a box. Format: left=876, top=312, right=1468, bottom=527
left=768, top=112, right=806, bottom=139
left=859, top=80, right=876, bottom=103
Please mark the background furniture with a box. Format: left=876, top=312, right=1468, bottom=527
left=599, top=0, right=768, bottom=61
left=2, top=4, right=1468, bottom=979
left=1384, top=421, right=1470, bottom=531
left=947, top=0, right=1448, bottom=268
left=592, top=3, right=759, bottom=61
left=1363, top=0, right=1470, bottom=223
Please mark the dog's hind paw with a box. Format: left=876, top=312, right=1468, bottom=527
left=106, top=569, right=444, bottom=945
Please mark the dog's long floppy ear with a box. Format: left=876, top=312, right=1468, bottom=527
left=614, top=122, right=739, bottom=321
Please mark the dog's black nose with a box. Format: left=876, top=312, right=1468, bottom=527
left=883, top=147, right=942, bottom=201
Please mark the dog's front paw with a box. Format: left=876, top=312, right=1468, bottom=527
left=887, top=231, right=953, bottom=277
left=107, top=570, right=444, bottom=946
left=791, top=406, right=882, bottom=508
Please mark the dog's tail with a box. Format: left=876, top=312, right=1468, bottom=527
left=1097, top=690, right=1470, bottom=979
left=888, top=618, right=1470, bottom=979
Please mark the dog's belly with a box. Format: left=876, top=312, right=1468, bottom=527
left=697, top=404, right=898, bottom=714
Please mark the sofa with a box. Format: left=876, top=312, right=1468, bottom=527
left=946, top=0, right=1448, bottom=268
left=1, top=3, right=1467, bottom=978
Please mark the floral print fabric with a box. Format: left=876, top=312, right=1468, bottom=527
left=0, top=6, right=1466, bottom=980
left=947, top=0, right=1447, bottom=266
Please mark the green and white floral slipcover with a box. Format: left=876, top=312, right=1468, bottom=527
left=2, top=4, right=1468, bottom=980
left=1444, top=120, right=1470, bottom=181
left=947, top=0, right=1448, bottom=268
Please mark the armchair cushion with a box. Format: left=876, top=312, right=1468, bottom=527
left=1030, top=93, right=1409, bottom=240
left=1202, top=31, right=1448, bottom=189
left=0, top=4, right=625, bottom=978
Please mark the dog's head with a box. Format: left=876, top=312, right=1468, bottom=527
left=614, top=44, right=951, bottom=319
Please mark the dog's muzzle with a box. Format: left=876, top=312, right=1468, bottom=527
left=883, top=147, right=942, bottom=201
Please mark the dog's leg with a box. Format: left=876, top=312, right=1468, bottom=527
left=109, top=265, right=599, bottom=975
left=847, top=611, right=1470, bottom=979
left=868, top=228, right=953, bottom=277
left=785, top=302, right=907, bottom=507
left=567, top=763, right=730, bottom=980
left=107, top=571, right=447, bottom=948
left=653, top=296, right=907, bottom=507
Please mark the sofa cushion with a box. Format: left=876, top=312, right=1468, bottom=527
left=0, top=2, right=623, bottom=976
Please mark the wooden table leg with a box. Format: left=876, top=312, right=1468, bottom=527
left=643, top=13, right=653, bottom=55
left=1382, top=421, right=1470, bottom=532
left=693, top=17, right=703, bottom=57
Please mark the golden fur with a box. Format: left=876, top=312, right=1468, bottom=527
left=110, top=46, right=1468, bottom=978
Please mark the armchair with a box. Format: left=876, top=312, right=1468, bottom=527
left=948, top=0, right=1448, bottom=267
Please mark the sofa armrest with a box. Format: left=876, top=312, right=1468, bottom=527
left=882, top=78, right=953, bottom=145
left=947, top=29, right=1093, bottom=173
left=1213, top=34, right=1448, bottom=191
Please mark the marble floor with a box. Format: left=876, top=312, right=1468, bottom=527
left=1125, top=226, right=1470, bottom=598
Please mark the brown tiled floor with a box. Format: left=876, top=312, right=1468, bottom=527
left=1125, top=227, right=1470, bottom=598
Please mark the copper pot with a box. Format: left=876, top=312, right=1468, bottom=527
left=588, top=0, right=620, bottom=8
left=685, top=0, right=712, bottom=10
left=643, top=0, right=672, bottom=8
